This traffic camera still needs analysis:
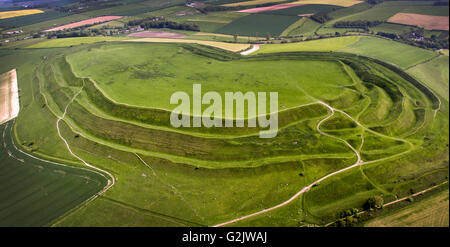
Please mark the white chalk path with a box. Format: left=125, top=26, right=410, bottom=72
left=56, top=87, right=115, bottom=195
left=240, top=45, right=260, bottom=56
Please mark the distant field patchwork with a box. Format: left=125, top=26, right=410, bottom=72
left=326, top=1, right=446, bottom=23
left=407, top=55, right=449, bottom=101
left=290, top=0, right=362, bottom=7
left=26, top=37, right=131, bottom=48
left=45, top=16, right=123, bottom=32
left=216, top=13, right=301, bottom=36
left=339, top=36, right=438, bottom=69
left=237, top=4, right=303, bottom=13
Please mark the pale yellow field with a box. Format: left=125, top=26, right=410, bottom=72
left=222, top=0, right=285, bottom=7
left=290, top=0, right=363, bottom=7
left=0, top=9, right=43, bottom=20
left=125, top=38, right=251, bottom=52
left=254, top=36, right=360, bottom=54
left=366, top=190, right=449, bottom=227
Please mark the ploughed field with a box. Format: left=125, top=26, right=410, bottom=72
left=11, top=42, right=449, bottom=226
left=0, top=121, right=107, bottom=226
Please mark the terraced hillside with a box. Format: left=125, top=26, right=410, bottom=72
left=9, top=41, right=447, bottom=226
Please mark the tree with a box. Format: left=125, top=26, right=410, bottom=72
left=310, top=12, right=331, bottom=24
left=365, top=196, right=383, bottom=210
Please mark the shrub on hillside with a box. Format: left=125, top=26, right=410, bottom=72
left=365, top=196, right=384, bottom=210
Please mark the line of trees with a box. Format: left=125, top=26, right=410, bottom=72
left=376, top=31, right=397, bottom=39
left=141, top=21, right=200, bottom=32
left=376, top=30, right=449, bottom=50
left=128, top=17, right=200, bottom=32
left=53, top=31, right=89, bottom=38
left=334, top=20, right=383, bottom=28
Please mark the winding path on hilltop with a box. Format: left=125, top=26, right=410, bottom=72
left=55, top=87, right=115, bottom=195
left=213, top=100, right=416, bottom=227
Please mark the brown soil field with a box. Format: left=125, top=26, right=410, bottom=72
left=238, top=4, right=303, bottom=13
left=45, top=16, right=123, bottom=32
left=388, top=13, right=449, bottom=31
left=127, top=31, right=187, bottom=38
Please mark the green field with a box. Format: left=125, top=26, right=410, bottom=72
left=216, top=14, right=302, bottom=36
left=138, top=8, right=249, bottom=33
left=407, top=55, right=449, bottom=102
left=0, top=122, right=107, bottom=226
left=339, top=36, right=438, bottom=69
left=283, top=17, right=321, bottom=36
left=88, top=21, right=125, bottom=30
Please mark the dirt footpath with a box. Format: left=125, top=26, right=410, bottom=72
left=388, top=13, right=449, bottom=31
